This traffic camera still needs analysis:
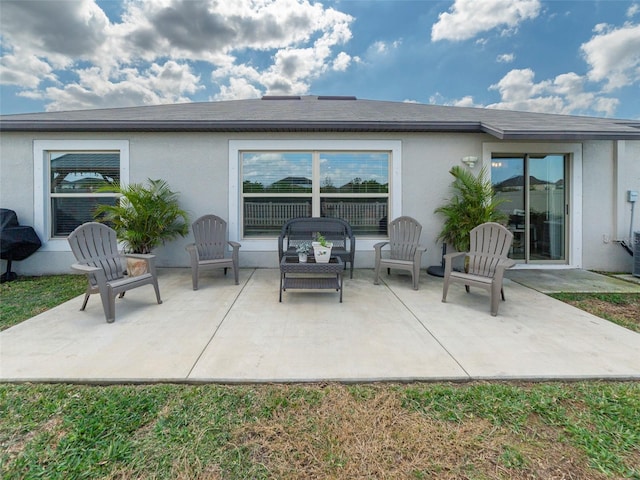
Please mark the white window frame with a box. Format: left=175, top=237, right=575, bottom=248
left=33, top=140, right=130, bottom=252
left=229, top=140, right=402, bottom=251
left=483, top=142, right=582, bottom=268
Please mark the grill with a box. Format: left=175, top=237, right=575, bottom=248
left=0, top=209, right=42, bottom=283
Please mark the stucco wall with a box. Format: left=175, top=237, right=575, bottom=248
left=1, top=130, right=638, bottom=275
left=581, top=140, right=640, bottom=272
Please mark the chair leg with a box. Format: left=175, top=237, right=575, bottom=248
left=501, top=287, right=505, bottom=301
left=80, top=291, right=90, bottom=311
left=152, top=279, right=162, bottom=304
left=191, top=266, right=199, bottom=291
left=374, top=263, right=381, bottom=285
left=442, top=278, right=450, bottom=302
left=233, top=262, right=239, bottom=285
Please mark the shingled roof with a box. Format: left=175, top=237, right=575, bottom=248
left=1, top=95, right=639, bottom=140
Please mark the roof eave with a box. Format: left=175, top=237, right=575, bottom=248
left=1, top=120, right=638, bottom=140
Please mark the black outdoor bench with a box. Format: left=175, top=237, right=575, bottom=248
left=278, top=217, right=356, bottom=278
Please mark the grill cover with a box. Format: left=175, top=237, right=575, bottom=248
left=0, top=208, right=42, bottom=282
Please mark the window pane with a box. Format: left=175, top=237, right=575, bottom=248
left=319, top=153, right=389, bottom=193
left=51, top=152, right=119, bottom=192
left=242, top=152, right=312, bottom=194
left=244, top=198, right=312, bottom=237
left=321, top=198, right=388, bottom=235
left=52, top=196, right=118, bottom=237
left=492, top=156, right=525, bottom=260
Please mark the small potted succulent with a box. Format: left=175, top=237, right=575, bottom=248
left=312, top=233, right=333, bottom=263
left=296, top=241, right=312, bottom=262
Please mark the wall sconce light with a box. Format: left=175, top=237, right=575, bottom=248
left=461, top=156, right=478, bottom=168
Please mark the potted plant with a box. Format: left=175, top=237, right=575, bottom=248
left=434, top=165, right=507, bottom=259
left=312, top=233, right=333, bottom=263
left=94, top=178, right=190, bottom=274
left=296, top=241, right=312, bottom=262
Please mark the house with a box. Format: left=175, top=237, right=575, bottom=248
left=1, top=95, right=639, bottom=275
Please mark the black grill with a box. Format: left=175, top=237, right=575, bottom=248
left=0, top=209, right=42, bottom=282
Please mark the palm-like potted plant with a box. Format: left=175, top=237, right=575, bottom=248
left=94, top=178, right=189, bottom=272
left=434, top=165, right=507, bottom=254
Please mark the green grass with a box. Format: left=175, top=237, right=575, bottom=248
left=1, top=276, right=639, bottom=478
left=549, top=292, right=640, bottom=332
left=1, top=383, right=639, bottom=479
left=0, top=275, right=86, bottom=331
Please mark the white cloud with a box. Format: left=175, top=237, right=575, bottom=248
left=332, top=52, right=352, bottom=71
left=497, top=53, right=515, bottom=63
left=0, top=0, right=355, bottom=110
left=485, top=68, right=618, bottom=116
left=0, top=54, right=56, bottom=88
left=581, top=23, right=640, bottom=91
left=214, top=77, right=262, bottom=101
left=38, top=61, right=202, bottom=111
left=627, top=4, right=640, bottom=18
left=431, top=0, right=541, bottom=41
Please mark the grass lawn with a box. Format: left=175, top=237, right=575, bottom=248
left=1, top=275, right=639, bottom=479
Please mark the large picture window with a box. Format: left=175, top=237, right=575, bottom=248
left=241, top=150, right=390, bottom=237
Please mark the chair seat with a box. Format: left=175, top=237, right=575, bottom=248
left=448, top=271, right=493, bottom=285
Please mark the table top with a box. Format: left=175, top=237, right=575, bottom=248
left=280, top=255, right=344, bottom=273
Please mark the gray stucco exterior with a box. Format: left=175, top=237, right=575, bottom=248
left=1, top=96, right=639, bottom=276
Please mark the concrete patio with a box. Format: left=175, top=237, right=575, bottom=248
left=1, top=268, right=639, bottom=383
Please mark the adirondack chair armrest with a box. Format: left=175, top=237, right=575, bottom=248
left=373, top=241, right=389, bottom=251
left=413, top=245, right=427, bottom=261
left=443, top=251, right=467, bottom=261
left=71, top=262, right=107, bottom=285
left=443, top=251, right=467, bottom=276
left=228, top=240, right=241, bottom=263
left=494, top=259, right=516, bottom=276
left=71, top=263, right=101, bottom=275
left=185, top=242, right=199, bottom=261
left=373, top=241, right=389, bottom=261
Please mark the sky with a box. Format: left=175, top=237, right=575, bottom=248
left=1, top=0, right=639, bottom=119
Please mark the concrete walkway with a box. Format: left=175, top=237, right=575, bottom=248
left=1, top=268, right=639, bottom=383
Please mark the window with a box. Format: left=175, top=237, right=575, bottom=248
left=34, top=140, right=129, bottom=250
left=49, top=152, right=120, bottom=237
left=230, top=140, right=402, bottom=249
left=241, top=150, right=390, bottom=237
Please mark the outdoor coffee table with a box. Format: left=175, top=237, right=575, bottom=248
left=279, top=256, right=345, bottom=302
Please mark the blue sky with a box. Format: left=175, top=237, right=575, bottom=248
left=1, top=0, right=639, bottom=119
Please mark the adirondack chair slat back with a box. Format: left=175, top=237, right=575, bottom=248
left=193, top=214, right=228, bottom=260
left=467, top=222, right=513, bottom=278
left=68, top=222, right=125, bottom=284
left=388, top=216, right=422, bottom=261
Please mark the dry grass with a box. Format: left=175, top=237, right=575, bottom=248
left=237, top=385, right=610, bottom=479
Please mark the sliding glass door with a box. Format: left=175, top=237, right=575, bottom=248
left=492, top=154, right=567, bottom=263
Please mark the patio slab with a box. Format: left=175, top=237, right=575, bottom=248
left=1, top=268, right=639, bottom=383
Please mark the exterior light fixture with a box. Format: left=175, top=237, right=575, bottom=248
left=461, top=156, right=478, bottom=168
